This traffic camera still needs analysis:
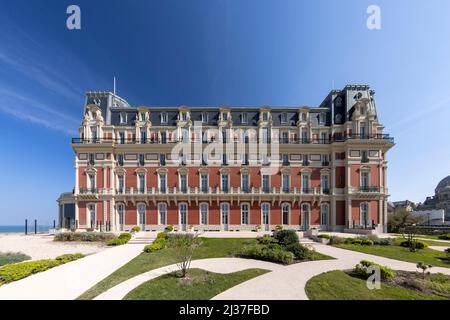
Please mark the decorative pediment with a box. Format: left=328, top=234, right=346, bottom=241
left=177, top=168, right=188, bottom=175
left=85, top=167, right=97, bottom=175
left=135, top=168, right=148, bottom=175
left=219, top=168, right=230, bottom=174
left=300, top=168, right=312, bottom=174
left=320, top=168, right=331, bottom=174
left=156, top=168, right=168, bottom=175
left=359, top=165, right=371, bottom=172
left=114, top=167, right=126, bottom=175
left=240, top=168, right=250, bottom=175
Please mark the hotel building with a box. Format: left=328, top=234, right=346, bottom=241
left=57, top=85, right=394, bottom=233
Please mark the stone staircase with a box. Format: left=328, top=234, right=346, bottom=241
left=128, top=233, right=156, bottom=245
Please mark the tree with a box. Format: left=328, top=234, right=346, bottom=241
left=168, top=233, right=202, bottom=279
left=388, top=208, right=425, bottom=233
left=416, top=262, right=432, bottom=279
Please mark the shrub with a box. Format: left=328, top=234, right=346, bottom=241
left=257, top=236, right=278, bottom=245
left=239, top=245, right=294, bottom=265
left=274, top=230, right=299, bottom=246
left=354, top=260, right=396, bottom=280
left=328, top=236, right=346, bottom=245
left=55, top=253, right=85, bottom=263
left=285, top=243, right=313, bottom=260
left=374, top=239, right=392, bottom=246
left=131, top=226, right=141, bottom=232
left=165, top=225, right=174, bottom=232
left=0, top=252, right=31, bottom=267
left=54, top=232, right=116, bottom=242
left=361, top=239, right=374, bottom=246
left=108, top=233, right=132, bottom=246
left=350, top=238, right=363, bottom=245
left=318, top=234, right=331, bottom=239
left=143, top=242, right=163, bottom=253
left=438, top=234, right=450, bottom=240
left=156, top=232, right=167, bottom=240
left=0, top=254, right=84, bottom=285
left=400, top=240, right=427, bottom=250
left=275, top=225, right=283, bottom=231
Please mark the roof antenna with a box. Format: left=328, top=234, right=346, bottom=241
left=113, top=76, right=116, bottom=95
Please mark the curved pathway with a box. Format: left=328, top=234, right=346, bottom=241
left=94, top=243, right=450, bottom=300
left=94, top=258, right=283, bottom=300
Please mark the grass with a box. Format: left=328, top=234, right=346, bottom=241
left=305, top=270, right=446, bottom=300
left=335, top=243, right=449, bottom=268
left=124, top=268, right=268, bottom=300
left=77, top=237, right=257, bottom=300
left=0, top=252, right=31, bottom=266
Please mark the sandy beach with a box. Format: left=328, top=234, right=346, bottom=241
left=0, top=234, right=107, bottom=260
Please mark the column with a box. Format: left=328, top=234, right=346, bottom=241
left=378, top=198, right=383, bottom=228
left=383, top=199, right=388, bottom=233
left=331, top=197, right=336, bottom=230
left=347, top=198, right=352, bottom=228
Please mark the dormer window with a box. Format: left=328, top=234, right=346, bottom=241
left=92, top=112, right=97, bottom=120
left=281, top=112, right=288, bottom=124
left=120, top=112, right=127, bottom=124
left=180, top=112, right=188, bottom=121
left=301, top=113, right=307, bottom=122
left=241, top=113, right=248, bottom=124
left=201, top=112, right=208, bottom=123
left=161, top=112, right=168, bottom=124
left=222, top=112, right=228, bottom=121
left=319, top=113, right=326, bottom=125
left=262, top=112, right=268, bottom=122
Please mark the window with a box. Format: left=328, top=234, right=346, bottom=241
left=91, top=127, right=97, bottom=142
left=301, top=113, right=307, bottom=121
left=261, top=203, right=270, bottom=225
left=262, top=175, right=270, bottom=193
left=180, top=112, right=187, bottom=121
left=119, top=132, right=125, bottom=144
left=88, top=174, right=95, bottom=192
left=139, top=154, right=145, bottom=166
left=158, top=203, right=167, bottom=225
left=160, top=131, right=167, bottom=144
left=241, top=113, right=248, bottom=124
left=282, top=154, right=289, bottom=165
left=361, top=172, right=369, bottom=189
left=137, top=203, right=146, bottom=225
left=117, top=175, right=124, bottom=194
left=222, top=129, right=227, bottom=143
left=320, top=132, right=328, bottom=143
left=301, top=130, right=308, bottom=143
left=360, top=203, right=369, bottom=226
left=221, top=174, right=229, bottom=193
left=161, top=112, right=168, bottom=124
left=302, top=175, right=310, bottom=193
left=262, top=112, right=268, bottom=121
left=180, top=174, right=187, bottom=193
left=361, top=150, right=369, bottom=163
left=360, top=123, right=366, bottom=137
left=180, top=153, right=187, bottom=165
left=261, top=128, right=269, bottom=143
left=335, top=113, right=342, bottom=123
left=321, top=204, right=329, bottom=225
left=222, top=154, right=228, bottom=165
left=182, top=130, right=189, bottom=143
left=88, top=204, right=96, bottom=227
left=222, top=112, right=228, bottom=121
left=201, top=112, right=208, bottom=123
left=200, top=203, right=208, bottom=225
left=159, top=174, right=166, bottom=193
left=138, top=175, right=145, bottom=193
left=201, top=174, right=208, bottom=193
left=160, top=154, right=166, bottom=166
left=241, top=204, right=249, bottom=225
left=88, top=153, right=95, bottom=165
left=282, top=174, right=290, bottom=193
left=321, top=175, right=329, bottom=194
left=319, top=113, right=326, bottom=125
left=117, top=154, right=124, bottom=166
left=243, top=153, right=249, bottom=165
left=281, top=132, right=289, bottom=144
left=140, top=129, right=147, bottom=143
left=120, top=112, right=127, bottom=124
left=202, top=154, right=208, bottom=166
left=179, top=203, right=188, bottom=225
left=117, top=204, right=124, bottom=225
left=221, top=203, right=229, bottom=226
left=282, top=203, right=289, bottom=225
left=281, top=112, right=288, bottom=124
left=241, top=174, right=249, bottom=193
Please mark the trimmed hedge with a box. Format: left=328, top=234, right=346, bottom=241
left=143, top=237, right=167, bottom=253
left=317, top=234, right=332, bottom=239
left=354, top=260, right=396, bottom=280
left=239, top=244, right=294, bottom=265
left=0, top=253, right=84, bottom=285
left=0, top=252, right=31, bottom=267
left=54, top=232, right=116, bottom=242
left=438, top=234, right=450, bottom=240
left=165, top=225, right=174, bottom=232
left=257, top=236, right=278, bottom=245
left=107, top=233, right=132, bottom=246
left=131, top=226, right=141, bottom=232
left=285, top=243, right=313, bottom=260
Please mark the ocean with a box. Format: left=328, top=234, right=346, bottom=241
left=0, top=225, right=51, bottom=234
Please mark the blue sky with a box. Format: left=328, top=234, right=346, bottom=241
left=0, top=0, right=449, bottom=225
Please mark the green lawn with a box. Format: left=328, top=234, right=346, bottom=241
left=335, top=243, right=449, bottom=268
left=305, top=270, right=446, bottom=300
left=124, top=268, right=268, bottom=300
left=78, top=238, right=257, bottom=300
left=0, top=252, right=31, bottom=267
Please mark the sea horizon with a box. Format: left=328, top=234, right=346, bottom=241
left=0, top=225, right=52, bottom=234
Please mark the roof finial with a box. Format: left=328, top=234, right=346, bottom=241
left=113, top=76, right=116, bottom=95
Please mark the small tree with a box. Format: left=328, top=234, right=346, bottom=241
left=168, top=233, right=202, bottom=278
left=388, top=208, right=424, bottom=233
left=416, top=262, right=432, bottom=279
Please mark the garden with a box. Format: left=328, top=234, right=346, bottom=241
left=306, top=259, right=450, bottom=300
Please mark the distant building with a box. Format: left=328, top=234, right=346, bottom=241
left=412, top=209, right=446, bottom=226
left=391, top=200, right=416, bottom=212
left=417, top=176, right=450, bottom=221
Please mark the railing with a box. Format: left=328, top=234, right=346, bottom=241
left=358, top=186, right=381, bottom=193
left=72, top=133, right=395, bottom=145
